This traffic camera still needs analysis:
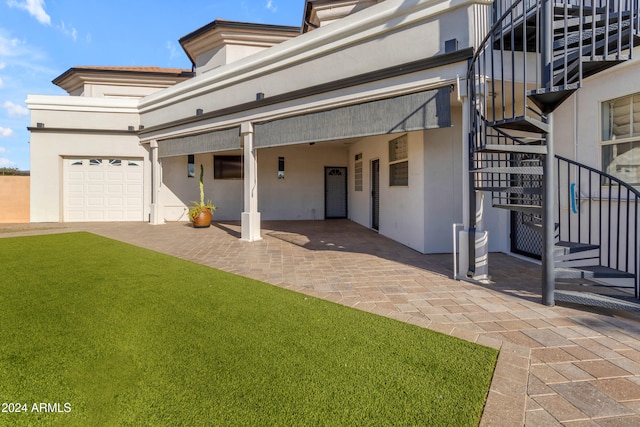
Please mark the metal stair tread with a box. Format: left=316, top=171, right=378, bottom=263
left=492, top=204, right=543, bottom=214
left=478, top=144, right=548, bottom=154
left=475, top=166, right=543, bottom=175
left=554, top=290, right=640, bottom=312
left=488, top=116, right=549, bottom=134
left=555, top=265, right=635, bottom=279
left=474, top=186, right=542, bottom=195
left=554, top=241, right=599, bottom=256
left=528, top=87, right=579, bottom=114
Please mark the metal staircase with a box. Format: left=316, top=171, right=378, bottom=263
left=467, top=0, right=640, bottom=308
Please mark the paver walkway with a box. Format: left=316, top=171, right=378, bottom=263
left=3, top=219, right=640, bottom=426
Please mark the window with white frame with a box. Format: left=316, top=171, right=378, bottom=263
left=601, top=93, right=640, bottom=185
left=389, top=134, right=408, bottom=186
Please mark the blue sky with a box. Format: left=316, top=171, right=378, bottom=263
left=0, top=0, right=305, bottom=170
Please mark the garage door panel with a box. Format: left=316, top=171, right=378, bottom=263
left=68, top=184, right=84, bottom=193
left=66, top=211, right=86, bottom=221
left=127, top=184, right=143, bottom=193
left=67, top=197, right=84, bottom=207
left=107, top=171, right=123, bottom=180
left=88, top=186, right=105, bottom=195
left=87, top=211, right=105, bottom=221
left=88, top=171, right=105, bottom=180
left=106, top=212, right=124, bottom=221
left=107, top=184, right=123, bottom=193
left=64, top=157, right=143, bottom=222
left=68, top=171, right=84, bottom=180
left=87, top=197, right=105, bottom=207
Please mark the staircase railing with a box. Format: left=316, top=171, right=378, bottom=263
left=467, top=0, right=640, bottom=301
left=468, top=0, right=543, bottom=143
left=556, top=155, right=640, bottom=297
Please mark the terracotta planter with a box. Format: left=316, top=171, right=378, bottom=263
left=192, top=209, right=212, bottom=228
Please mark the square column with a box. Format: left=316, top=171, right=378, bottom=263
left=149, top=139, right=164, bottom=225
left=240, top=122, right=261, bottom=241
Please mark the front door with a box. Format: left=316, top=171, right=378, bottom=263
left=325, top=167, right=347, bottom=218
left=371, top=159, right=380, bottom=230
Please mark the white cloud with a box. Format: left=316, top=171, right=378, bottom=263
left=0, top=33, right=21, bottom=57
left=57, top=20, right=77, bottom=41
left=0, top=62, right=5, bottom=69
left=0, top=127, right=12, bottom=137
left=166, top=41, right=180, bottom=62
left=0, top=76, right=4, bottom=89
left=266, top=0, right=277, bottom=12
left=7, top=0, right=51, bottom=25
left=0, top=157, right=16, bottom=168
left=0, top=144, right=6, bottom=150
left=3, top=101, right=28, bottom=117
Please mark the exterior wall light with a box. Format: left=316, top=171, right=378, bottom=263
left=278, top=156, right=285, bottom=179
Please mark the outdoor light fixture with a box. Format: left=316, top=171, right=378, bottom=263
left=128, top=126, right=135, bottom=131
left=196, top=108, right=203, bottom=116
left=256, top=92, right=265, bottom=100
left=278, top=156, right=285, bottom=179
left=36, top=122, right=45, bottom=128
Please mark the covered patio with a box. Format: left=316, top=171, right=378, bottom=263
left=3, top=219, right=640, bottom=425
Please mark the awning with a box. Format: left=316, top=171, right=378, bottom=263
left=253, top=87, right=451, bottom=148
left=157, top=126, right=240, bottom=158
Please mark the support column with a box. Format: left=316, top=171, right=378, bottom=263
left=240, top=122, right=262, bottom=242
left=542, top=113, right=555, bottom=306
left=149, top=139, right=164, bottom=225
left=541, top=0, right=555, bottom=306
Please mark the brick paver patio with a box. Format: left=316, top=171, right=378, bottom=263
left=3, top=219, right=640, bottom=426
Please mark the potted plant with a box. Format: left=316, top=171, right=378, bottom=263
left=188, top=164, right=216, bottom=228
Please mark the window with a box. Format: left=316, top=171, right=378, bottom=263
left=187, top=154, right=195, bottom=178
left=108, top=159, right=122, bottom=166
left=214, top=155, right=243, bottom=180
left=354, top=153, right=363, bottom=191
left=389, top=134, right=408, bottom=186
left=89, top=159, right=103, bottom=166
left=601, top=93, right=640, bottom=184
left=70, top=159, right=84, bottom=166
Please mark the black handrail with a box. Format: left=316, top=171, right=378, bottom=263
left=555, top=155, right=640, bottom=297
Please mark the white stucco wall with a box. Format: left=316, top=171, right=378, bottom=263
left=159, top=144, right=349, bottom=222
left=29, top=132, right=149, bottom=222
left=553, top=53, right=640, bottom=169
left=423, top=106, right=464, bottom=253
left=348, top=131, right=427, bottom=253
left=28, top=96, right=148, bottom=223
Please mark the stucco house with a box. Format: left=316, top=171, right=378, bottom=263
left=27, top=0, right=640, bottom=307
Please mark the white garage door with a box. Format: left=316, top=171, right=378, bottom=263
left=64, top=158, right=144, bottom=222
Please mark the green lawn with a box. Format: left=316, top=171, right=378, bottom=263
left=0, top=232, right=498, bottom=426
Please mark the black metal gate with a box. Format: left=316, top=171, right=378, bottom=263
left=510, top=153, right=543, bottom=259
